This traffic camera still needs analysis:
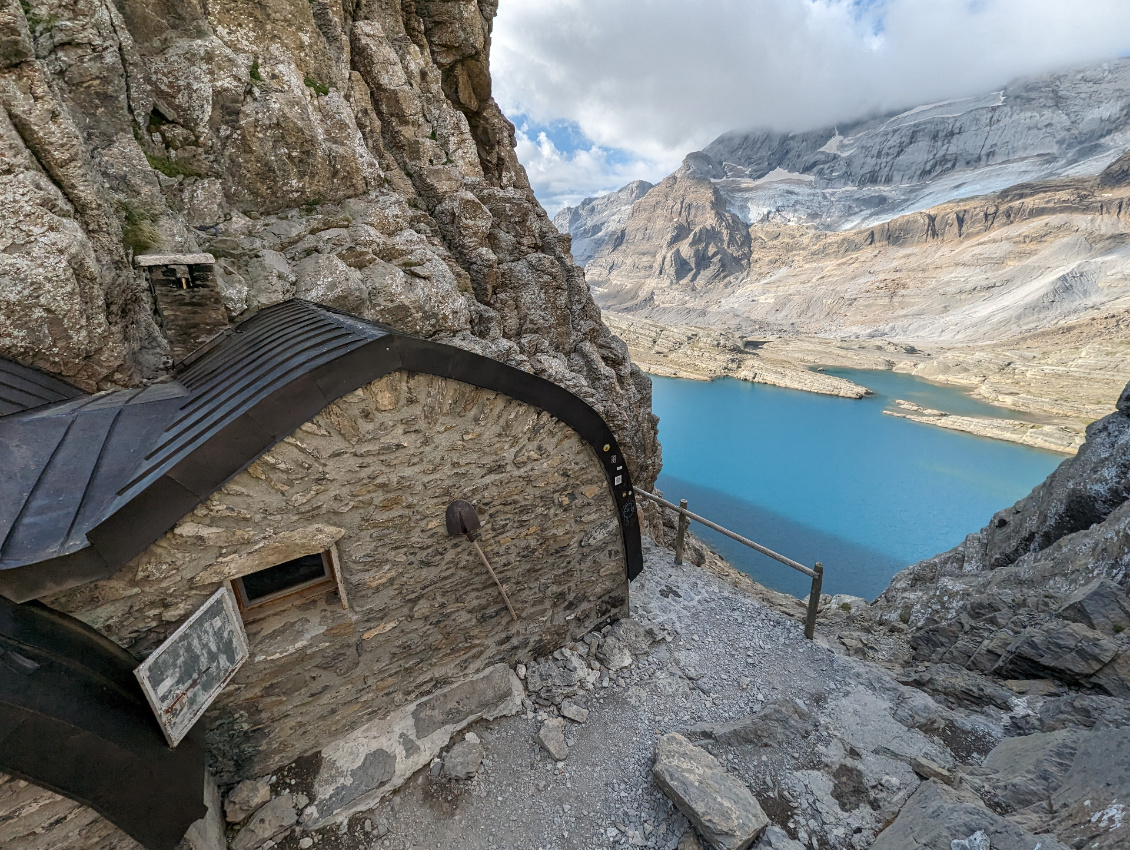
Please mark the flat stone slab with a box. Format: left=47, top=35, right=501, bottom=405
left=652, top=733, right=767, bottom=850
left=310, top=663, right=522, bottom=826
left=135, top=252, right=216, bottom=266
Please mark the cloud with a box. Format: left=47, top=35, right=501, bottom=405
left=512, top=119, right=679, bottom=214
left=493, top=0, right=1130, bottom=205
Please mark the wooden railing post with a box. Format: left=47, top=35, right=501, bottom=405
left=634, top=489, right=826, bottom=640
left=674, top=499, right=688, bottom=565
left=804, top=562, right=824, bottom=640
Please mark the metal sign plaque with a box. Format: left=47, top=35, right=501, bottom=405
left=134, top=584, right=249, bottom=747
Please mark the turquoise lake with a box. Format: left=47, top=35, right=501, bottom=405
left=651, top=371, right=1065, bottom=601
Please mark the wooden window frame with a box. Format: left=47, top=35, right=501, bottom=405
left=233, top=545, right=348, bottom=619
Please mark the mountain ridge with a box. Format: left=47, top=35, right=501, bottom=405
left=557, top=58, right=1130, bottom=440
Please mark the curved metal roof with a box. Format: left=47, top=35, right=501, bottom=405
left=0, top=300, right=643, bottom=602
left=0, top=595, right=207, bottom=850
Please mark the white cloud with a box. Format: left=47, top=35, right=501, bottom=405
left=513, top=125, right=678, bottom=214
left=493, top=0, right=1130, bottom=203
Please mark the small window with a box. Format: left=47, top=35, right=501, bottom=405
left=234, top=551, right=334, bottom=609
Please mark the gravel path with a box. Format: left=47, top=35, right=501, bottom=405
left=270, top=539, right=996, bottom=850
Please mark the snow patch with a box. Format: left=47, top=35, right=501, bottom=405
left=817, top=132, right=847, bottom=155
left=1089, top=801, right=1125, bottom=832
left=755, top=167, right=815, bottom=185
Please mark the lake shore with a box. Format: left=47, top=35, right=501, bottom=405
left=605, top=310, right=1128, bottom=454
left=883, top=399, right=1084, bottom=453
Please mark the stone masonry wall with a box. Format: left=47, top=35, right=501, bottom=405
left=43, top=371, right=628, bottom=783
left=0, top=773, right=142, bottom=850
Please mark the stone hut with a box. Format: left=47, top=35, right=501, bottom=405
left=0, top=300, right=642, bottom=849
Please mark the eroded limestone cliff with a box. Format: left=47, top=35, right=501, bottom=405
left=0, top=0, right=659, bottom=484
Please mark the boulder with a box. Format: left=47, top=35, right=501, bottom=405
left=1056, top=579, right=1130, bottom=635
left=560, top=698, right=589, bottom=723
left=828, top=594, right=868, bottom=615
left=911, top=757, right=954, bottom=786
left=231, top=793, right=297, bottom=850
left=1034, top=693, right=1130, bottom=732
left=525, top=653, right=588, bottom=704
left=870, top=780, right=1070, bottom=850
left=994, top=621, right=1120, bottom=682
left=595, top=635, right=633, bottom=670
left=900, top=663, right=1014, bottom=710
left=652, top=733, right=768, bottom=850
left=1090, top=650, right=1130, bottom=697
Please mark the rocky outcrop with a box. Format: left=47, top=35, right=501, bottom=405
left=552, top=178, right=652, bottom=265
left=0, top=0, right=659, bottom=486
left=883, top=399, right=1085, bottom=453
left=864, top=386, right=1130, bottom=703
left=652, top=733, right=769, bottom=850
left=576, top=58, right=1130, bottom=250
left=589, top=169, right=752, bottom=303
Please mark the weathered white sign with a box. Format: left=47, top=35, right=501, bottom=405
left=134, top=584, right=249, bottom=747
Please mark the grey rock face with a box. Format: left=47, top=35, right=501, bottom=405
left=974, top=729, right=1082, bottom=813
left=552, top=179, right=653, bottom=265
left=699, top=60, right=1130, bottom=230
left=231, top=792, right=297, bottom=850
left=898, top=664, right=1014, bottom=711
left=0, top=0, right=661, bottom=493
left=1031, top=693, right=1130, bottom=733
left=687, top=698, right=814, bottom=748
left=995, top=621, right=1121, bottom=681
left=877, top=396, right=1130, bottom=664
left=870, top=780, right=1071, bottom=850
left=562, top=61, right=1130, bottom=276
left=652, top=733, right=768, bottom=850
left=750, top=825, right=804, bottom=850
left=1057, top=578, right=1130, bottom=634
left=1118, top=378, right=1130, bottom=413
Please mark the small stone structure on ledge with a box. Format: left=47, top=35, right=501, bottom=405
left=0, top=300, right=642, bottom=850
left=135, top=252, right=227, bottom=361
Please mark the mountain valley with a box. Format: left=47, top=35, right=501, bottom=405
left=557, top=60, right=1130, bottom=449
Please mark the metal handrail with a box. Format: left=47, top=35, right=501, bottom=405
left=635, top=488, right=825, bottom=639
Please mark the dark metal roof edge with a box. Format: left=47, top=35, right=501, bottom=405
left=0, top=596, right=207, bottom=850
left=0, top=357, right=86, bottom=418
left=0, top=301, right=642, bottom=600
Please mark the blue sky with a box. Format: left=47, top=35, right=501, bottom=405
left=492, top=0, right=1130, bottom=214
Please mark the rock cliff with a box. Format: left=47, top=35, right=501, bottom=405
left=551, top=177, right=652, bottom=266
left=0, top=0, right=659, bottom=485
